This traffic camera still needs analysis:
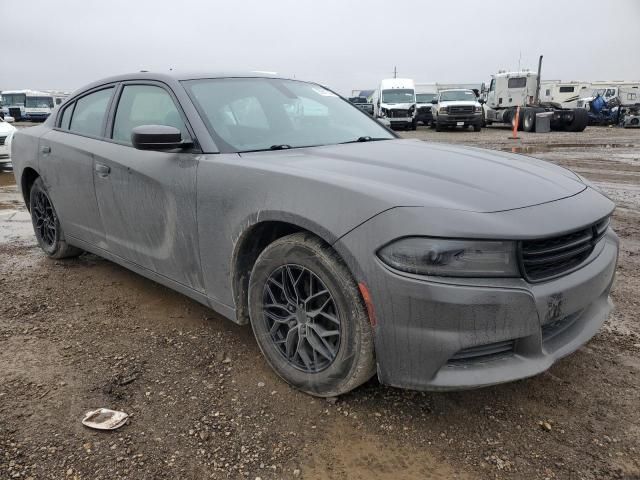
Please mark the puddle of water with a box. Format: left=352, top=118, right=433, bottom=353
left=502, top=143, right=639, bottom=154
left=0, top=209, right=35, bottom=244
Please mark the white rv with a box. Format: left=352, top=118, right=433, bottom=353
left=540, top=81, right=591, bottom=108
left=0, top=89, right=61, bottom=121
left=576, top=83, right=640, bottom=111
left=373, top=78, right=416, bottom=130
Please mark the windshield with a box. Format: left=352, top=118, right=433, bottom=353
left=440, top=90, right=477, bottom=102
left=25, top=96, right=54, bottom=108
left=349, top=97, right=367, bottom=104
left=1, top=93, right=26, bottom=106
left=416, top=93, right=436, bottom=103
left=183, top=78, right=394, bottom=152
left=381, top=89, right=415, bottom=104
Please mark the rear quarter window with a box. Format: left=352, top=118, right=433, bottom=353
left=59, top=103, right=74, bottom=130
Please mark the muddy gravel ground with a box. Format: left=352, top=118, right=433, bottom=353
left=1, top=125, right=639, bottom=480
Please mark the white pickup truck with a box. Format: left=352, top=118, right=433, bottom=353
left=430, top=89, right=483, bottom=132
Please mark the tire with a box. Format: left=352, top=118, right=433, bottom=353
left=429, top=120, right=436, bottom=129
left=248, top=233, right=376, bottom=397
left=565, top=108, right=589, bottom=132
left=435, top=121, right=443, bottom=132
left=29, top=177, right=83, bottom=259
left=411, top=120, right=417, bottom=131
left=473, top=123, right=482, bottom=132
left=523, top=108, right=535, bottom=132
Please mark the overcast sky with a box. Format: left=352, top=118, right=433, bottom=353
left=2, top=0, right=639, bottom=95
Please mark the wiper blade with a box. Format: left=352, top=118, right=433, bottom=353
left=270, top=144, right=292, bottom=150
left=341, top=136, right=390, bottom=144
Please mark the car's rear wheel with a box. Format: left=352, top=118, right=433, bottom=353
left=248, top=233, right=375, bottom=397
left=29, top=177, right=82, bottom=259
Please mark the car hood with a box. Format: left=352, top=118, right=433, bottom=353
left=0, top=122, right=16, bottom=134
left=438, top=100, right=480, bottom=107
left=240, top=139, right=586, bottom=213
left=381, top=103, right=414, bottom=109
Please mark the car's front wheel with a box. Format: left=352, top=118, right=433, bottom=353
left=29, top=177, right=82, bottom=259
left=248, top=233, right=375, bottom=397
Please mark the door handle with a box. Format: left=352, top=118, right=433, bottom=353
left=41, top=145, right=51, bottom=154
left=95, top=163, right=111, bottom=177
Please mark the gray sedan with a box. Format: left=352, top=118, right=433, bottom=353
left=11, top=72, right=618, bottom=396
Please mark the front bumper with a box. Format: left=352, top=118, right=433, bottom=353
left=335, top=196, right=618, bottom=391
left=437, top=112, right=482, bottom=126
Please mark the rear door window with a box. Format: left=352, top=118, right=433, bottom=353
left=507, top=77, right=527, bottom=89
left=69, top=88, right=114, bottom=137
left=112, top=84, right=189, bottom=145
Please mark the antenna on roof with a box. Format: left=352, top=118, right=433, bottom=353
left=393, top=66, right=397, bottom=79
left=518, top=51, right=521, bottom=71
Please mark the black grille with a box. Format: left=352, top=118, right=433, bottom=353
left=542, top=311, right=582, bottom=343
left=0, top=136, right=6, bottom=146
left=448, top=105, right=474, bottom=114
left=9, top=107, right=21, bottom=119
left=448, top=340, right=515, bottom=365
left=520, top=217, right=609, bottom=282
left=388, top=109, right=409, bottom=118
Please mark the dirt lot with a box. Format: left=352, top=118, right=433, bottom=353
left=1, top=125, right=639, bottom=480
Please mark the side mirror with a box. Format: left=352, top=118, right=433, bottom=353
left=478, top=98, right=485, bottom=104
left=431, top=99, right=438, bottom=105
left=131, top=125, right=190, bottom=151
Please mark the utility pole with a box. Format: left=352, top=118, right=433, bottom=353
left=393, top=66, right=397, bottom=79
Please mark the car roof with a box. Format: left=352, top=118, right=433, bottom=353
left=68, top=71, right=314, bottom=100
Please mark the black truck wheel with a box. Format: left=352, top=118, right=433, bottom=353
left=565, top=108, right=589, bottom=132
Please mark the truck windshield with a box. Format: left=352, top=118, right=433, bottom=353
left=381, top=89, right=414, bottom=104
left=416, top=93, right=436, bottom=103
left=25, top=96, right=54, bottom=108
left=183, top=78, right=394, bottom=152
left=440, top=90, right=476, bottom=102
left=1, top=94, right=26, bottom=106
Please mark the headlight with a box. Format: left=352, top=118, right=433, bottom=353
left=377, top=237, right=520, bottom=277
left=439, top=106, right=448, bottom=113
left=379, top=108, right=387, bottom=118
left=475, top=105, right=482, bottom=113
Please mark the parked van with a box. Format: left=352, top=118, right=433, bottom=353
left=415, top=83, right=437, bottom=126
left=373, top=78, right=416, bottom=130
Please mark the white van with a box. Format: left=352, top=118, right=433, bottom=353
left=373, top=78, right=416, bottom=130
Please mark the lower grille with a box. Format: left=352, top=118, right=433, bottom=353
left=520, top=217, right=609, bottom=282
left=448, top=105, right=474, bottom=114
left=542, top=311, right=582, bottom=343
left=448, top=340, right=515, bottom=365
left=9, top=107, right=21, bottom=119
left=388, top=109, right=409, bottom=118
left=0, top=136, right=6, bottom=146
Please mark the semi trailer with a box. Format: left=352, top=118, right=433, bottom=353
left=481, top=56, right=589, bottom=132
